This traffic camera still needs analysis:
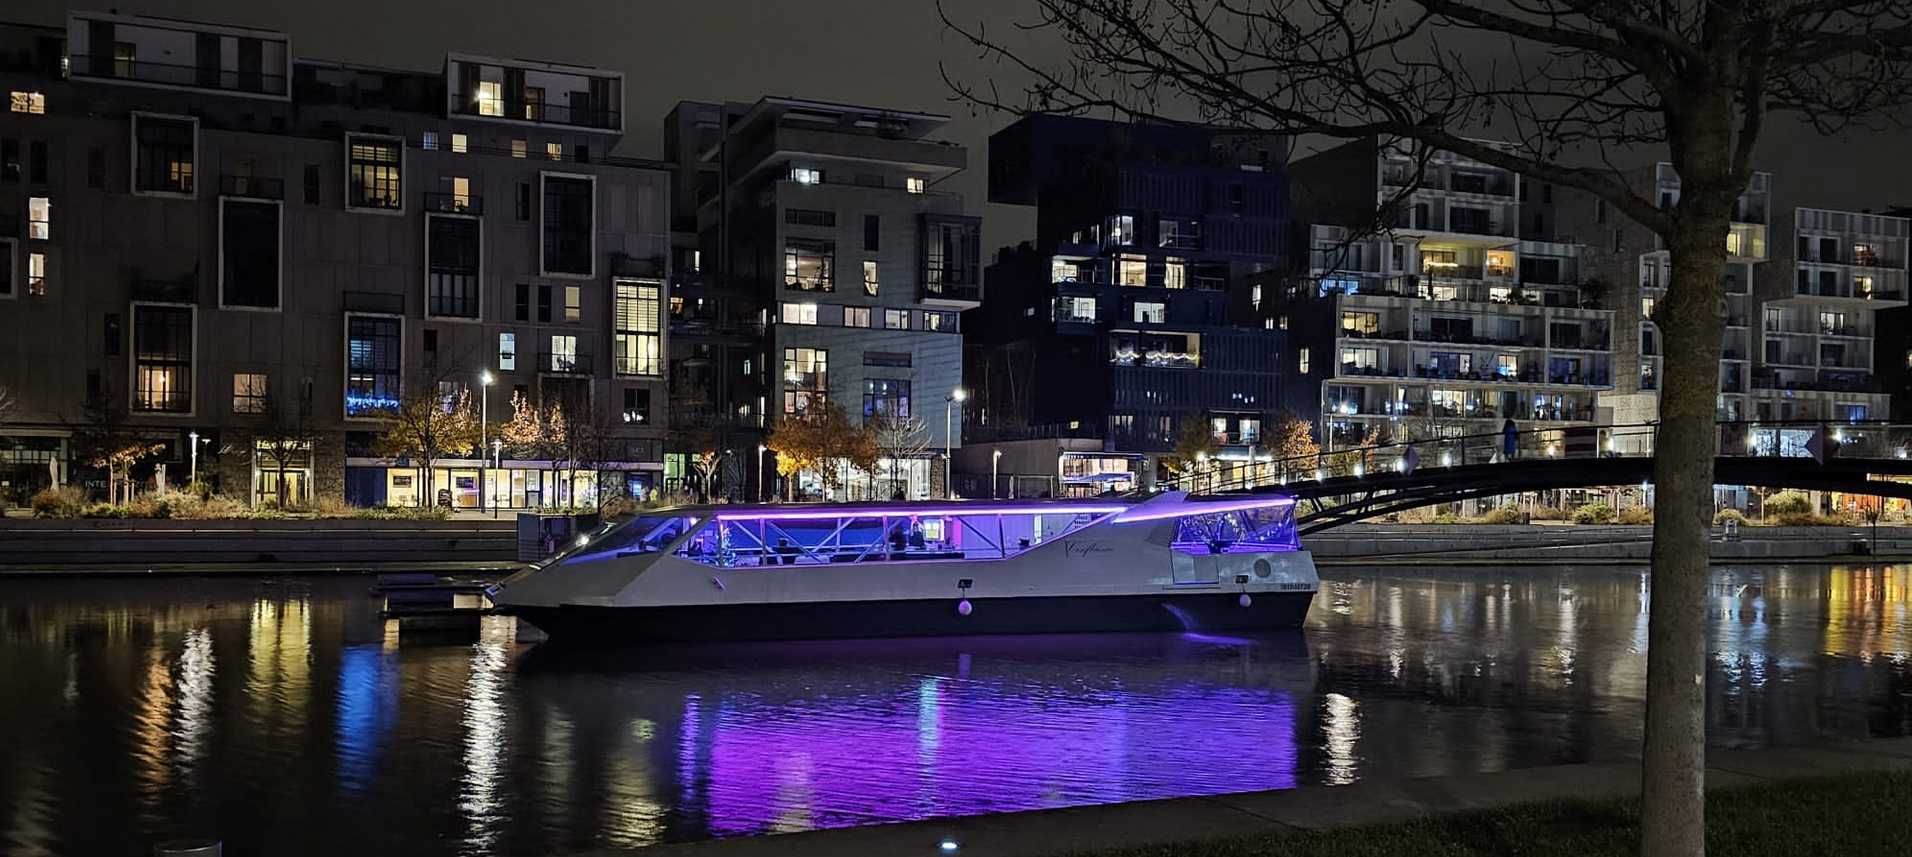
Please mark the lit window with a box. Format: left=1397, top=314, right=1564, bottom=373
left=1857, top=275, right=1875, bottom=297
left=346, top=135, right=403, bottom=210
left=1642, top=297, right=1656, bottom=319
left=1164, top=258, right=1186, bottom=289
left=549, top=335, right=579, bottom=372
left=475, top=81, right=504, bottom=117
left=564, top=285, right=581, bottom=321
left=845, top=306, right=871, bottom=328
left=9, top=91, right=45, bottom=114
left=1109, top=215, right=1135, bottom=246
left=511, top=139, right=527, bottom=159
left=499, top=332, right=516, bottom=371
left=451, top=133, right=468, bottom=154
left=232, top=373, right=268, bottom=414
left=690, top=249, right=701, bottom=273
left=546, top=142, right=563, bottom=162
left=1279, top=315, right=1289, bottom=330
left=422, top=131, right=439, bottom=150
left=27, top=251, right=46, bottom=295
left=133, top=305, right=194, bottom=412
left=792, top=166, right=822, bottom=185
left=923, top=311, right=946, bottom=331
left=780, top=302, right=819, bottom=325
left=783, top=347, right=829, bottom=415
left=28, top=197, right=49, bottom=240
left=862, top=260, right=879, bottom=296
left=1250, top=283, right=1262, bottom=309
left=612, top=280, right=662, bottom=376
left=1264, top=318, right=1274, bottom=330
left=906, top=176, right=926, bottom=194
left=784, top=239, right=834, bottom=291
left=1118, top=255, right=1147, bottom=286
left=1298, top=347, right=1310, bottom=374
left=1134, top=301, right=1166, bottom=324
left=1059, top=296, right=1097, bottom=322
left=886, top=308, right=910, bottom=329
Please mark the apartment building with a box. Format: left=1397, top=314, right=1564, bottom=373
left=1277, top=138, right=1616, bottom=450
left=666, top=97, right=978, bottom=500
left=965, top=115, right=1289, bottom=494
left=0, top=11, right=670, bottom=508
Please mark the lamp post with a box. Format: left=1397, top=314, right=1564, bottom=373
left=479, top=371, right=493, bottom=516
left=945, top=387, right=966, bottom=499
left=188, top=431, right=201, bottom=485
left=991, top=449, right=1002, bottom=499
left=491, top=439, right=503, bottom=516
left=757, top=443, right=768, bottom=503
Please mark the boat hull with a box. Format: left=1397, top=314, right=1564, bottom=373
left=507, top=589, right=1314, bottom=644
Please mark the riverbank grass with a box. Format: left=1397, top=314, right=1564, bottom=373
left=1079, top=771, right=1910, bottom=856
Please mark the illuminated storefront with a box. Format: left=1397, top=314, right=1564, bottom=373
left=346, top=457, right=659, bottom=509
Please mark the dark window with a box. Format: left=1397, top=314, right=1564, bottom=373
left=104, top=313, right=121, bottom=355
left=0, top=139, right=16, bottom=182
left=346, top=136, right=402, bottom=209
left=622, top=387, right=651, bottom=423
left=28, top=141, right=46, bottom=183
left=86, top=369, right=101, bottom=400
left=576, top=145, right=590, bottom=164
left=346, top=315, right=402, bottom=416
left=537, top=285, right=553, bottom=322
left=864, top=214, right=879, bottom=251
left=923, top=218, right=980, bottom=299
left=132, top=304, right=193, bottom=413
left=784, top=208, right=835, bottom=227
left=863, top=351, right=912, bottom=368
left=515, top=182, right=531, bottom=221
left=87, top=147, right=105, bottom=189
left=220, top=199, right=281, bottom=308
left=863, top=379, right=911, bottom=421
left=427, top=215, right=481, bottom=318
left=541, top=175, right=594, bottom=275
left=303, top=164, right=320, bottom=204
left=134, top=115, right=196, bottom=194
left=1542, top=183, right=1553, bottom=203
left=0, top=243, right=11, bottom=296
left=515, top=284, right=531, bottom=321
left=423, top=328, right=438, bottom=354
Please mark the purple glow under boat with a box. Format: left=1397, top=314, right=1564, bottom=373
left=490, top=491, right=1317, bottom=643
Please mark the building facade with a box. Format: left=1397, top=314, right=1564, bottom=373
left=666, top=98, right=978, bottom=500
left=967, top=115, right=1290, bottom=493
left=0, top=11, right=670, bottom=508
left=1277, top=138, right=1616, bottom=452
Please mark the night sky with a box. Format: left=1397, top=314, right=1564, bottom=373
left=20, top=0, right=1912, bottom=253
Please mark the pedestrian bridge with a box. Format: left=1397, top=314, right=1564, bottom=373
left=1165, top=421, right=1912, bottom=535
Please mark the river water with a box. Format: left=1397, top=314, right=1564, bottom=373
left=1, top=564, right=1908, bottom=855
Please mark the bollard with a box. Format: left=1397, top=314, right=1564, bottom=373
left=1722, top=518, right=1740, bottom=542
left=156, top=841, right=221, bottom=857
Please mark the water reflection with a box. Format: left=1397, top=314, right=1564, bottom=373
left=0, top=564, right=1907, bottom=856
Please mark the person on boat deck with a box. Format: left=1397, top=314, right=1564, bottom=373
left=775, top=537, right=798, bottom=565
left=888, top=524, right=909, bottom=553
left=907, top=524, right=928, bottom=550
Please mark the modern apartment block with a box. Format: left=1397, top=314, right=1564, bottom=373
left=1559, top=165, right=1904, bottom=454
left=965, top=115, right=1289, bottom=494
left=1276, top=138, right=1616, bottom=450
left=0, top=11, right=670, bottom=508
left=665, top=97, right=978, bottom=500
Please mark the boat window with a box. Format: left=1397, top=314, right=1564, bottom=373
left=583, top=514, right=700, bottom=556
left=1171, top=504, right=1299, bottom=555
left=672, top=507, right=1119, bottom=568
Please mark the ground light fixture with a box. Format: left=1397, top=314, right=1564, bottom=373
left=939, top=838, right=960, bottom=853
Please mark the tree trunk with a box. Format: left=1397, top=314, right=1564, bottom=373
left=1640, top=214, right=1729, bottom=857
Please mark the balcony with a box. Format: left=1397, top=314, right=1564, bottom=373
left=424, top=192, right=484, bottom=216
left=220, top=175, right=284, bottom=200
left=131, top=275, right=197, bottom=304
left=69, top=54, right=288, bottom=96
left=922, top=281, right=982, bottom=305
left=540, top=352, right=594, bottom=375
left=342, top=291, right=404, bottom=315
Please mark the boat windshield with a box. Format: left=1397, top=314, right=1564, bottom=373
left=673, top=505, right=1124, bottom=568
left=1170, top=503, right=1299, bottom=555
left=577, top=514, right=700, bottom=557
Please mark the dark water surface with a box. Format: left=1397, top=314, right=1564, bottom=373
left=2, top=564, right=1909, bottom=855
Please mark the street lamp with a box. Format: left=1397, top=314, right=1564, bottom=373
left=480, top=371, right=494, bottom=516
left=757, top=443, right=768, bottom=502
left=945, top=387, right=967, bottom=499
left=991, top=449, right=1002, bottom=499
left=188, top=431, right=201, bottom=485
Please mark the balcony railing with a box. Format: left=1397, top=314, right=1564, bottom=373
left=540, top=352, right=594, bottom=375
left=220, top=175, right=284, bottom=200
left=450, top=89, right=620, bottom=130
left=70, top=54, right=287, bottom=95
left=923, top=281, right=982, bottom=303
left=423, top=192, right=484, bottom=215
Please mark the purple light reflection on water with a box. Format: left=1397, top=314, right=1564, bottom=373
left=696, top=678, right=1297, bottom=837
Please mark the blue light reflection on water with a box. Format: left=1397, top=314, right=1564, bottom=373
left=0, top=564, right=1909, bottom=856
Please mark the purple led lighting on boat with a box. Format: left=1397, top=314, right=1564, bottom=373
left=713, top=504, right=1127, bottom=522
left=1112, top=496, right=1297, bottom=523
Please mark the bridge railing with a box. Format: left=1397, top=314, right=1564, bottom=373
left=1164, top=420, right=1912, bottom=494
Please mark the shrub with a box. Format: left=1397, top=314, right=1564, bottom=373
left=247, top=504, right=288, bottom=520
left=1764, top=491, right=1812, bottom=516
left=310, top=495, right=354, bottom=518
left=1616, top=506, right=1653, bottom=525
left=171, top=494, right=250, bottom=520
left=1432, top=510, right=1460, bottom=524
left=1571, top=502, right=1615, bottom=524
left=1530, top=505, right=1567, bottom=521
left=126, top=494, right=174, bottom=519
left=1714, top=508, right=1748, bottom=526
left=183, top=480, right=214, bottom=501
left=598, top=493, right=640, bottom=520
left=80, top=502, right=128, bottom=519
left=30, top=485, right=85, bottom=518
left=1477, top=507, right=1522, bottom=525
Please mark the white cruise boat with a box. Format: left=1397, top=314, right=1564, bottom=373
left=489, top=491, right=1317, bottom=642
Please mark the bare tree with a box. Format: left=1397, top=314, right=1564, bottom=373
left=871, top=414, right=932, bottom=498
left=0, top=385, right=16, bottom=427
left=942, top=3, right=1912, bottom=853
left=252, top=390, right=317, bottom=507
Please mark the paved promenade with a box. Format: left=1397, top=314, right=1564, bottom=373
left=589, top=738, right=1912, bottom=857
